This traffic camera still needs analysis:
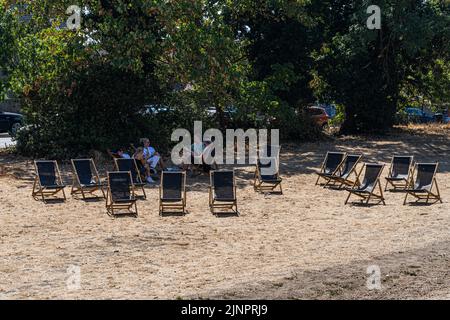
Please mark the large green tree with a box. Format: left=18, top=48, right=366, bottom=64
left=312, top=0, right=450, bottom=133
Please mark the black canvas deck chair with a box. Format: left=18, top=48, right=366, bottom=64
left=254, top=157, right=282, bottom=194
left=159, top=171, right=187, bottom=215
left=106, top=171, right=138, bottom=216
left=71, top=159, right=105, bottom=199
left=32, top=160, right=67, bottom=202
left=315, top=152, right=346, bottom=185
left=209, top=170, right=238, bottom=215
left=114, top=158, right=147, bottom=199
left=345, top=163, right=385, bottom=205
left=384, top=156, right=414, bottom=191
left=403, top=163, right=442, bottom=205
left=324, top=154, right=362, bottom=188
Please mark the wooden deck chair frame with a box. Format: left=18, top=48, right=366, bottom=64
left=384, top=156, right=414, bottom=191
left=71, top=159, right=105, bottom=200
left=315, top=152, right=347, bottom=186
left=32, top=160, right=67, bottom=202
left=403, top=163, right=442, bottom=205
left=159, top=171, right=187, bottom=215
left=209, top=170, right=238, bottom=215
left=324, top=154, right=363, bottom=189
left=105, top=171, right=138, bottom=216
left=114, top=158, right=147, bottom=200
left=254, top=157, right=283, bottom=194
left=345, top=164, right=386, bottom=205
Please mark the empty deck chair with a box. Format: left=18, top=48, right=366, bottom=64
left=325, top=154, right=362, bottom=188
left=106, top=171, right=137, bottom=216
left=159, top=171, right=187, bottom=215
left=32, top=160, right=67, bottom=202
left=384, top=156, right=414, bottom=191
left=254, top=157, right=282, bottom=194
left=315, top=152, right=346, bottom=185
left=345, top=163, right=385, bottom=205
left=114, top=158, right=147, bottom=199
left=403, top=163, right=442, bottom=205
left=209, top=170, right=238, bottom=215
left=71, top=159, right=105, bottom=199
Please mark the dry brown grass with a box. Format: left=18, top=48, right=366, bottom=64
left=0, top=125, right=449, bottom=299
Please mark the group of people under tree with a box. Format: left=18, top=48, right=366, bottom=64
left=109, top=137, right=216, bottom=184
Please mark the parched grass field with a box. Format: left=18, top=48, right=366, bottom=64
left=0, top=125, right=449, bottom=299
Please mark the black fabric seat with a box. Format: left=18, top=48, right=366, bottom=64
left=210, top=170, right=238, bottom=214
left=345, top=163, right=385, bottom=205
left=404, top=163, right=442, bottom=205
left=316, top=152, right=346, bottom=185
left=32, top=161, right=67, bottom=202
left=385, top=156, right=414, bottom=191
left=106, top=171, right=138, bottom=216
left=115, top=158, right=147, bottom=199
left=71, top=159, right=105, bottom=199
left=325, top=154, right=362, bottom=188
left=44, top=184, right=66, bottom=189
left=254, top=156, right=283, bottom=194
left=159, top=171, right=186, bottom=215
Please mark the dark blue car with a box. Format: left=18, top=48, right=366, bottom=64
left=0, top=111, right=23, bottom=136
left=404, top=107, right=435, bottom=123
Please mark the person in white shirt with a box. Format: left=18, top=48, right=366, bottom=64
left=142, top=138, right=164, bottom=183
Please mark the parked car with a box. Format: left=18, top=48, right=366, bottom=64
left=317, top=103, right=337, bottom=119
left=142, top=104, right=170, bottom=115
left=306, top=106, right=330, bottom=129
left=0, top=111, right=23, bottom=136
left=403, top=107, right=435, bottom=123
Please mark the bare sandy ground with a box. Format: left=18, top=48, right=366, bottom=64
left=0, top=125, right=449, bottom=299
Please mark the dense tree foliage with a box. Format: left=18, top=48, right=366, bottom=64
left=0, top=0, right=448, bottom=157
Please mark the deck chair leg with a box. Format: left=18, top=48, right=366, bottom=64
left=134, top=201, right=138, bottom=216
left=315, top=174, right=321, bottom=186
left=434, top=179, right=443, bottom=204
left=32, top=178, right=38, bottom=199
left=141, top=186, right=147, bottom=200
left=80, top=187, right=86, bottom=200
left=425, top=192, right=431, bottom=204
left=345, top=191, right=352, bottom=205
left=384, top=179, right=389, bottom=191
left=100, top=186, right=106, bottom=199
left=365, top=193, right=371, bottom=205
left=403, top=192, right=409, bottom=205
left=61, top=187, right=67, bottom=200
left=378, top=182, right=386, bottom=205
left=40, top=187, right=46, bottom=202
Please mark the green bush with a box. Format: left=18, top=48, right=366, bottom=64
left=16, top=64, right=154, bottom=159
